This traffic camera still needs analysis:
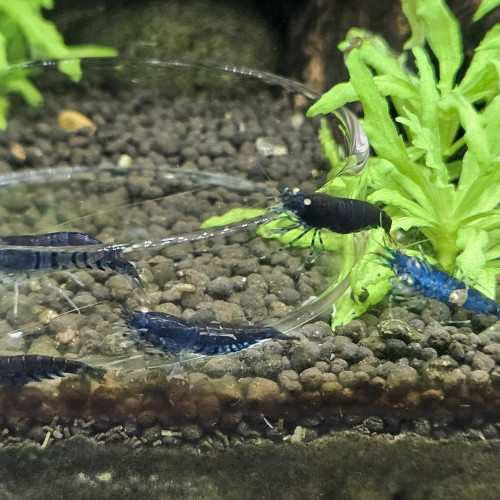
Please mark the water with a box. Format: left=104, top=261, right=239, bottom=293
left=0, top=59, right=375, bottom=436
left=2, top=58, right=498, bottom=452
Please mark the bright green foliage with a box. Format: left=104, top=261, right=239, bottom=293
left=473, top=0, right=500, bottom=21
left=0, top=0, right=116, bottom=129
left=308, top=0, right=500, bottom=324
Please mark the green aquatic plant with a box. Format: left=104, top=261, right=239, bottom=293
left=0, top=0, right=116, bottom=129
left=306, top=0, right=500, bottom=324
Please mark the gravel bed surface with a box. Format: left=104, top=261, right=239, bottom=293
left=0, top=73, right=499, bottom=447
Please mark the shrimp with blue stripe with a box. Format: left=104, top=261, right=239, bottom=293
left=0, top=354, right=105, bottom=385
left=0, top=231, right=142, bottom=316
left=382, top=248, right=500, bottom=317
left=125, top=310, right=281, bottom=357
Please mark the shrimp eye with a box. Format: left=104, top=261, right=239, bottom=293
left=303, top=197, right=312, bottom=206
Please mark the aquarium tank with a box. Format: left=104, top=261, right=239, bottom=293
left=0, top=0, right=499, bottom=498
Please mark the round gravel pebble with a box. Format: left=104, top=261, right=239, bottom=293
left=471, top=352, right=496, bottom=373
left=290, top=341, right=322, bottom=372
left=299, top=367, right=325, bottom=391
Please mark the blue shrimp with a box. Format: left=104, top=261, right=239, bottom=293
left=125, top=311, right=280, bottom=355
left=270, top=188, right=392, bottom=252
left=0, top=231, right=142, bottom=315
left=0, top=354, right=105, bottom=385
left=0, top=232, right=140, bottom=282
left=383, top=249, right=500, bottom=317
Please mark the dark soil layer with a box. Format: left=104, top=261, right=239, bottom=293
left=0, top=433, right=499, bottom=500
left=0, top=67, right=500, bottom=451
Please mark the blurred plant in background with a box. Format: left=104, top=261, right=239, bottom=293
left=0, top=0, right=115, bottom=129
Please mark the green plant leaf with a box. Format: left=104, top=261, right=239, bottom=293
left=344, top=50, right=415, bottom=176
left=367, top=158, right=438, bottom=214
left=0, top=0, right=69, bottom=58
left=307, top=82, right=356, bottom=116
left=201, top=207, right=265, bottom=228
left=456, top=227, right=488, bottom=280
left=0, top=0, right=116, bottom=128
left=414, top=0, right=463, bottom=92
left=412, top=47, right=447, bottom=179
left=0, top=95, right=7, bottom=129
left=459, top=25, right=500, bottom=103
left=390, top=215, right=433, bottom=231
left=473, top=0, right=500, bottom=21
left=396, top=109, right=447, bottom=178
left=308, top=75, right=419, bottom=117
left=4, top=76, right=42, bottom=105
left=367, top=188, right=437, bottom=224
left=455, top=227, right=497, bottom=297
left=332, top=232, right=393, bottom=327
left=342, top=28, right=412, bottom=82
left=371, top=74, right=420, bottom=100
left=65, top=45, right=117, bottom=58
left=440, top=90, right=491, bottom=169
left=401, top=0, right=425, bottom=48
left=0, top=31, right=6, bottom=71
left=482, top=95, right=500, bottom=157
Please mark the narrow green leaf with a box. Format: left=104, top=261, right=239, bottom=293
left=0, top=95, right=8, bottom=129
left=4, top=77, right=43, bottom=105
left=307, top=82, right=356, bottom=116
left=456, top=227, right=488, bottom=280
left=367, top=188, right=437, bottom=224
left=457, top=148, right=481, bottom=192
left=308, top=75, right=419, bottom=117
left=367, top=157, right=439, bottom=215
left=56, top=59, right=81, bottom=82
left=440, top=90, right=491, bottom=169
left=474, top=23, right=500, bottom=51
left=459, top=25, right=500, bottom=103
left=0, top=0, right=70, bottom=59
left=485, top=245, right=500, bottom=260
left=455, top=227, right=497, bottom=297
left=401, top=0, right=425, bottom=48
left=468, top=212, right=500, bottom=231
left=396, top=109, right=447, bottom=178
left=343, top=28, right=413, bottom=83
left=318, top=118, right=341, bottom=173
left=371, top=74, right=420, bottom=100
left=413, top=47, right=443, bottom=162
left=390, top=215, right=433, bottom=231
left=0, top=32, right=6, bottom=71
left=455, top=154, right=500, bottom=218
left=482, top=95, right=500, bottom=157
left=344, top=50, right=415, bottom=176
left=65, top=45, right=117, bottom=58
left=415, top=0, right=463, bottom=92
left=473, top=0, right=500, bottom=21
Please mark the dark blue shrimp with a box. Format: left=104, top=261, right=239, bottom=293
left=383, top=249, right=500, bottom=317
left=272, top=188, right=392, bottom=250
left=126, top=311, right=280, bottom=355
left=0, top=354, right=105, bottom=385
left=0, top=232, right=141, bottom=285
